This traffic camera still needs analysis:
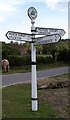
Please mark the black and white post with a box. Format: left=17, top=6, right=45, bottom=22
left=28, top=7, right=38, bottom=111
left=31, top=20, right=38, bottom=111
left=6, top=6, right=66, bottom=112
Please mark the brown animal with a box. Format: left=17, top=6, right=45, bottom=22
left=2, top=59, right=9, bottom=72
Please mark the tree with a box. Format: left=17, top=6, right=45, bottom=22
left=2, top=42, right=20, bottom=59
left=42, top=43, right=59, bottom=62
left=23, top=43, right=31, bottom=54
left=36, top=45, right=43, bottom=54
left=57, top=40, right=70, bottom=62
left=57, top=41, right=68, bottom=51
left=42, top=45, right=48, bottom=54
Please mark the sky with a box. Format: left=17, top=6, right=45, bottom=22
left=0, top=0, right=69, bottom=43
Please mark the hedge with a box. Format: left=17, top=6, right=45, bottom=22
left=57, top=49, right=70, bottom=62
left=37, top=56, right=53, bottom=64
left=7, top=55, right=53, bottom=67
left=7, top=55, right=31, bottom=67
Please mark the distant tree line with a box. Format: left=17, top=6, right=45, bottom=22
left=2, top=39, right=70, bottom=67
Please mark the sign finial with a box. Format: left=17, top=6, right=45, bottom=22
left=27, top=7, right=37, bottom=20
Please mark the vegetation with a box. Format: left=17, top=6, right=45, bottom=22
left=0, top=42, right=2, bottom=64
left=1, top=39, right=70, bottom=70
left=2, top=74, right=69, bottom=118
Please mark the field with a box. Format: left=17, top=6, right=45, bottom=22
left=2, top=73, right=69, bottom=118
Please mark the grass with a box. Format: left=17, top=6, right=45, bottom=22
left=2, top=73, right=69, bottom=118
left=2, top=61, right=68, bottom=74
left=2, top=84, right=57, bottom=118
left=37, top=61, right=68, bottom=70
left=0, top=88, right=2, bottom=120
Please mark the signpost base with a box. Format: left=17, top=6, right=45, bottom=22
left=32, top=101, right=38, bottom=111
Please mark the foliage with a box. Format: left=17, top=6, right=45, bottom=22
left=42, top=43, right=59, bottom=62
left=2, top=42, right=20, bottom=59
left=42, top=39, right=70, bottom=62
left=57, top=48, right=70, bottom=62
left=56, top=40, right=70, bottom=63
left=37, top=55, right=53, bottom=64
left=36, top=45, right=43, bottom=54
left=1, top=39, right=70, bottom=67
left=7, top=55, right=31, bottom=67
left=0, top=42, right=2, bottom=62
left=23, top=43, right=31, bottom=54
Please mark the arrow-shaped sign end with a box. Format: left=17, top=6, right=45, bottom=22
left=5, top=31, right=10, bottom=40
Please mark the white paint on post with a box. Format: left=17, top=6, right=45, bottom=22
left=27, top=7, right=38, bottom=111
left=31, top=18, right=38, bottom=111
left=31, top=43, right=38, bottom=111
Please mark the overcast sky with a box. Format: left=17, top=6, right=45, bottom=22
left=0, top=0, right=69, bottom=43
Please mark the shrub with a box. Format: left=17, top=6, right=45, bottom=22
left=7, top=55, right=53, bottom=67
left=57, top=49, right=69, bottom=62
left=37, top=56, right=53, bottom=64
left=7, top=55, right=31, bottom=67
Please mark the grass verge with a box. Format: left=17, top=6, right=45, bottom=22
left=2, top=74, right=69, bottom=118
left=2, top=61, right=68, bottom=74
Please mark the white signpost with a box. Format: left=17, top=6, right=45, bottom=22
left=6, top=31, right=32, bottom=42
left=35, top=27, right=66, bottom=36
left=28, top=7, right=38, bottom=111
left=6, top=7, right=66, bottom=112
left=35, top=34, right=61, bottom=45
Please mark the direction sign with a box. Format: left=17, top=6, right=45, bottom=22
left=35, top=34, right=60, bottom=45
left=6, top=31, right=32, bottom=42
left=34, top=27, right=66, bottom=36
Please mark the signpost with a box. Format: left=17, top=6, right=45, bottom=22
left=35, top=27, right=66, bottom=36
left=6, top=6, right=66, bottom=112
left=28, top=7, right=38, bottom=111
left=35, top=34, right=61, bottom=45
left=6, top=31, right=32, bottom=42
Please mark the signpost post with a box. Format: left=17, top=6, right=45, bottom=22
left=6, top=6, right=66, bottom=112
left=28, top=7, right=38, bottom=111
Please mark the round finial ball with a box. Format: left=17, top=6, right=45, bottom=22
left=27, top=7, right=37, bottom=20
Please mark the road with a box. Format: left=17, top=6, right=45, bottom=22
left=2, top=67, right=69, bottom=87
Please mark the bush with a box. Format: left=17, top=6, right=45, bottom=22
left=57, top=49, right=69, bottom=62
left=7, top=55, right=53, bottom=67
left=46, top=56, right=53, bottom=63
left=37, top=56, right=53, bottom=64
left=7, top=55, right=31, bottom=67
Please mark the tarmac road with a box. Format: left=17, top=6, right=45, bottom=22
left=2, top=67, right=69, bottom=87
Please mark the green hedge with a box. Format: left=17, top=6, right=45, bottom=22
left=7, top=55, right=31, bottom=67
left=37, top=56, right=53, bottom=64
left=7, top=55, right=53, bottom=67
left=57, top=49, right=70, bottom=62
